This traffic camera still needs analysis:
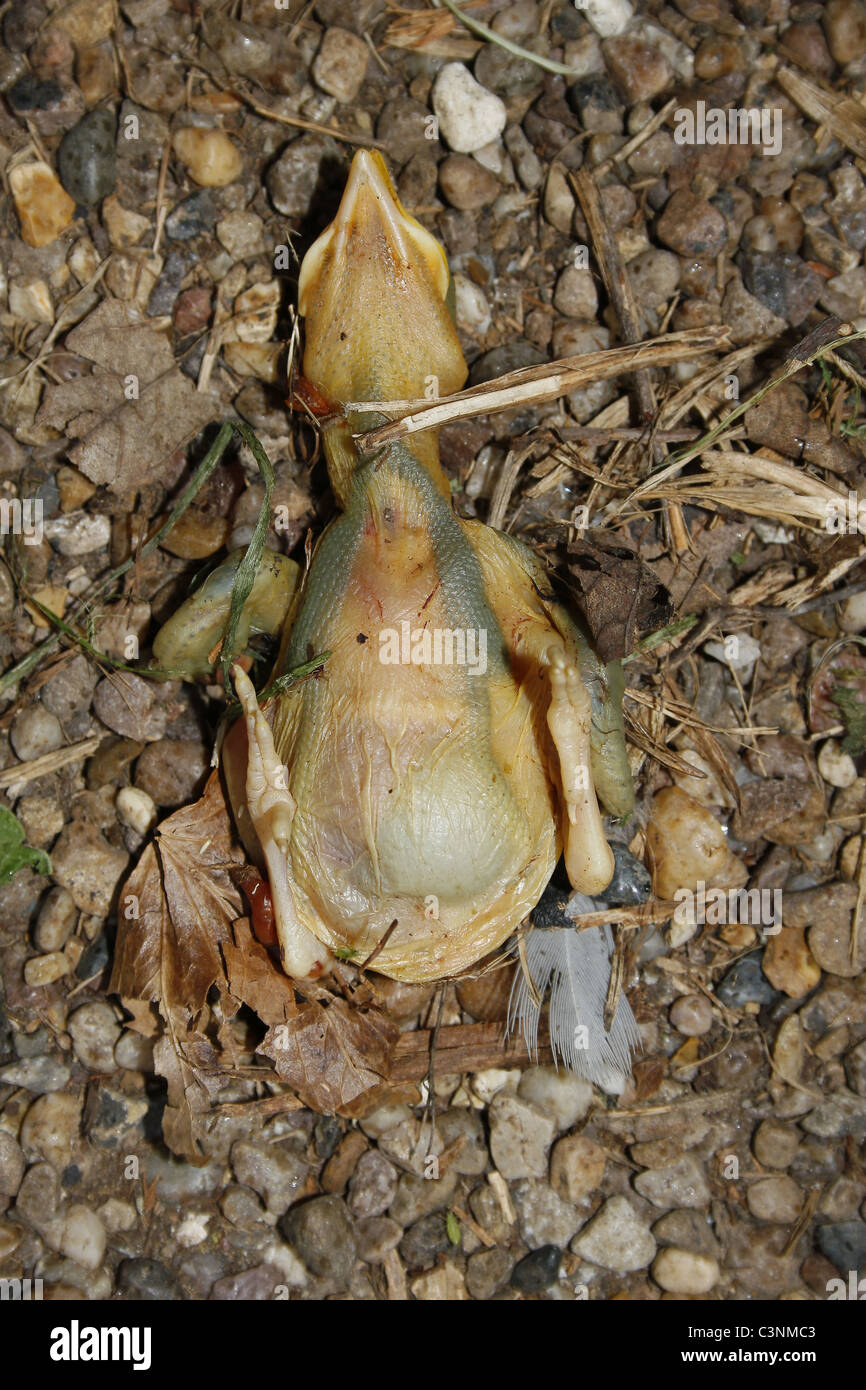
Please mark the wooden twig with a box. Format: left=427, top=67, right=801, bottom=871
left=353, top=328, right=730, bottom=449
left=775, top=65, right=866, bottom=161
left=389, top=1021, right=553, bottom=1080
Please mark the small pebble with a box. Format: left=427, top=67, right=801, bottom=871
left=0, top=1132, right=26, bottom=1197
left=553, top=265, right=598, bottom=319
left=57, top=107, right=115, bottom=206
left=432, top=63, right=507, bottom=154
left=312, top=28, right=369, bottom=103
left=134, top=738, right=209, bottom=808
left=68, top=1001, right=120, bottom=1072
left=13, top=1161, right=66, bottom=1248
left=817, top=739, right=858, bottom=789
left=0, top=1222, right=22, bottom=1260
left=34, top=886, right=77, bottom=953
left=93, top=674, right=166, bottom=742
left=116, top=1258, right=181, bottom=1301
left=173, top=128, right=243, bottom=188
left=280, top=1195, right=357, bottom=1287
left=603, top=35, right=672, bottom=103
left=747, top=1176, right=803, bottom=1223
left=116, top=786, right=157, bottom=836
left=761, top=927, right=821, bottom=998
left=114, top=1030, right=155, bottom=1072
left=652, top=1246, right=719, bottom=1294
left=633, top=1154, right=711, bottom=1210
left=216, top=210, right=266, bottom=260
left=24, top=952, right=70, bottom=986
left=10, top=704, right=63, bottom=761
left=19, top=1091, right=83, bottom=1169
left=756, top=1117, right=800, bottom=1173
left=399, top=1212, right=452, bottom=1271
left=355, top=1215, right=403, bottom=1263
left=347, top=1150, right=399, bottom=1219
left=517, top=1067, right=592, bottom=1133
left=510, top=1244, right=563, bottom=1293
left=0, top=1054, right=71, bottom=1094
left=9, top=161, right=76, bottom=247
left=60, top=1203, right=106, bottom=1269
left=549, top=1134, right=606, bottom=1203
left=571, top=1194, right=656, bottom=1271
left=43, top=512, right=111, bottom=556
left=656, top=190, right=727, bottom=258
left=51, top=821, right=129, bottom=916
left=670, top=994, right=713, bottom=1036
left=824, top=0, right=866, bottom=65
left=165, top=190, right=216, bottom=241
left=219, top=1185, right=268, bottom=1231
left=513, top=1178, right=582, bottom=1248
left=434, top=1107, right=489, bottom=1176
left=816, top=1221, right=866, bottom=1275
left=489, top=1092, right=556, bottom=1179
left=717, top=951, right=780, bottom=1007
left=439, top=154, right=500, bottom=210
left=581, top=0, right=633, bottom=38
left=465, top=1246, right=514, bottom=1299
left=845, top=1040, right=866, bottom=1098
left=231, top=1140, right=308, bottom=1215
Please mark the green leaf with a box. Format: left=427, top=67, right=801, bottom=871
left=0, top=805, right=51, bottom=884
left=831, top=682, right=866, bottom=756
left=445, top=1210, right=461, bottom=1246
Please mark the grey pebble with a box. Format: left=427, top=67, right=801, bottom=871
left=435, top=1106, right=489, bottom=1176
left=230, top=1139, right=308, bottom=1215
left=58, top=108, right=116, bottom=207
left=816, top=1221, right=866, bottom=1276
left=512, top=1178, right=582, bottom=1249
left=165, top=190, right=215, bottom=240
left=280, top=1195, right=357, bottom=1286
left=0, top=1131, right=25, bottom=1197
left=593, top=844, right=652, bottom=907
left=10, top=705, right=63, bottom=761
left=399, top=1212, right=452, bottom=1271
left=116, top=1257, right=181, bottom=1301
left=355, top=1215, right=403, bottom=1263
left=347, top=1149, right=398, bottom=1219
left=716, top=951, right=780, bottom=1007
left=466, top=1245, right=514, bottom=1299
left=0, top=1054, right=71, bottom=1094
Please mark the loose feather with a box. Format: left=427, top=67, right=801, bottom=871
left=507, top=892, right=641, bottom=1084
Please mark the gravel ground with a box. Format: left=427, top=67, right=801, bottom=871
left=1, top=0, right=866, bottom=1302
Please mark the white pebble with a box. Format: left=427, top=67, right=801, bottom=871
left=114, top=1029, right=155, bottom=1072
left=652, top=1246, right=719, bottom=1294
left=517, top=1066, right=592, bottom=1132
left=116, top=786, right=157, bottom=836
left=578, top=0, right=633, bottom=39
left=817, top=738, right=858, bottom=789
left=43, top=512, right=111, bottom=556
left=60, top=1204, right=106, bottom=1270
left=11, top=705, right=63, bottom=761
left=839, top=591, right=866, bottom=632
left=704, top=632, right=761, bottom=673
left=175, top=1212, right=210, bottom=1247
left=68, top=1001, right=121, bottom=1073
left=98, top=1197, right=137, bottom=1232
left=432, top=64, right=507, bottom=155
left=453, top=274, right=491, bottom=334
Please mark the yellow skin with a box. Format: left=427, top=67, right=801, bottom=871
left=154, top=152, right=633, bottom=983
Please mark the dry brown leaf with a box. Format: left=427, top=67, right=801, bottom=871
left=223, top=916, right=298, bottom=1026
left=109, top=770, right=244, bottom=1012
left=154, top=1008, right=224, bottom=1166
left=36, top=300, right=217, bottom=492
left=568, top=535, right=672, bottom=662
left=258, top=995, right=399, bottom=1115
